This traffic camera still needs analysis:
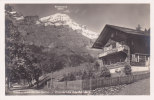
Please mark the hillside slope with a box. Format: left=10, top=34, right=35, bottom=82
left=5, top=5, right=101, bottom=70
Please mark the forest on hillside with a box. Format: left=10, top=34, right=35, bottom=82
left=5, top=4, right=100, bottom=89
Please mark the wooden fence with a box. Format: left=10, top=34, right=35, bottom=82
left=45, top=72, right=150, bottom=91
left=46, top=80, right=83, bottom=91
left=82, top=72, right=150, bottom=90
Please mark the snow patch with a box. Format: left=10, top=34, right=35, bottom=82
left=14, top=16, right=24, bottom=20
left=9, top=11, right=17, bottom=14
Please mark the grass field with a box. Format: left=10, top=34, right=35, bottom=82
left=47, top=63, right=90, bottom=80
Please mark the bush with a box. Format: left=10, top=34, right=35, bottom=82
left=94, top=61, right=100, bottom=71
left=100, top=67, right=111, bottom=78
left=68, top=73, right=76, bottom=81
left=124, top=64, right=132, bottom=75
left=81, top=70, right=96, bottom=79
left=82, top=71, right=88, bottom=79
left=88, top=70, right=95, bottom=79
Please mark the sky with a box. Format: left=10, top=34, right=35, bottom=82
left=11, top=4, right=150, bottom=33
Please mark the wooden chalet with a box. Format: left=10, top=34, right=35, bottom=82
left=92, top=24, right=150, bottom=68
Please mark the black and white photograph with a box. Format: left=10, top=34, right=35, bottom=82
left=5, top=4, right=150, bottom=95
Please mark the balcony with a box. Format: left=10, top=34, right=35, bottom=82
left=99, top=45, right=129, bottom=58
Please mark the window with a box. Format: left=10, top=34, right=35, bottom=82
left=132, top=54, right=138, bottom=62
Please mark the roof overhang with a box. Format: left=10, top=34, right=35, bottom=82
left=92, top=24, right=150, bottom=49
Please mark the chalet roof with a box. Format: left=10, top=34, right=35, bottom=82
left=92, top=24, right=150, bottom=49
left=108, top=25, right=149, bottom=36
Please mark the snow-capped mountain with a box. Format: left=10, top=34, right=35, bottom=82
left=37, top=13, right=98, bottom=39
left=6, top=7, right=98, bottom=40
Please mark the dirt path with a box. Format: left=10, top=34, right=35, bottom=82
left=6, top=88, right=50, bottom=95
left=117, top=78, right=150, bottom=95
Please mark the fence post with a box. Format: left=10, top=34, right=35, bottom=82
left=51, top=78, right=54, bottom=89
left=90, top=78, right=92, bottom=90
left=64, top=80, right=67, bottom=94
left=47, top=81, right=50, bottom=89
left=65, top=80, right=67, bottom=89
left=118, top=77, right=120, bottom=85
left=81, top=79, right=83, bottom=95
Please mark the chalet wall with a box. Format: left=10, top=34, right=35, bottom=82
left=127, top=36, right=150, bottom=54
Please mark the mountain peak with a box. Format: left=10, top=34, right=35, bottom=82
left=39, top=13, right=99, bottom=39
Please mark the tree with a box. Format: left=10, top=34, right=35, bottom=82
left=144, top=28, right=148, bottom=33
left=136, top=24, right=142, bottom=31
left=148, top=28, right=150, bottom=34
left=33, top=67, right=42, bottom=88
left=5, top=4, right=13, bottom=12
left=5, top=18, right=22, bottom=89
left=144, top=28, right=150, bottom=35
left=5, top=17, right=43, bottom=89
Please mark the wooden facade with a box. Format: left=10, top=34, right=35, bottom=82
left=92, top=24, right=150, bottom=68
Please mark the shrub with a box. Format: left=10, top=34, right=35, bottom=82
left=76, top=70, right=82, bottom=76
left=88, top=70, right=95, bottom=79
left=82, top=71, right=88, bottom=79
left=124, top=64, right=132, bottom=75
left=94, top=61, right=100, bottom=71
left=100, top=67, right=111, bottom=78
left=68, top=73, right=76, bottom=81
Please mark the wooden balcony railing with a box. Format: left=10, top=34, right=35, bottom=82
left=99, top=45, right=129, bottom=58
